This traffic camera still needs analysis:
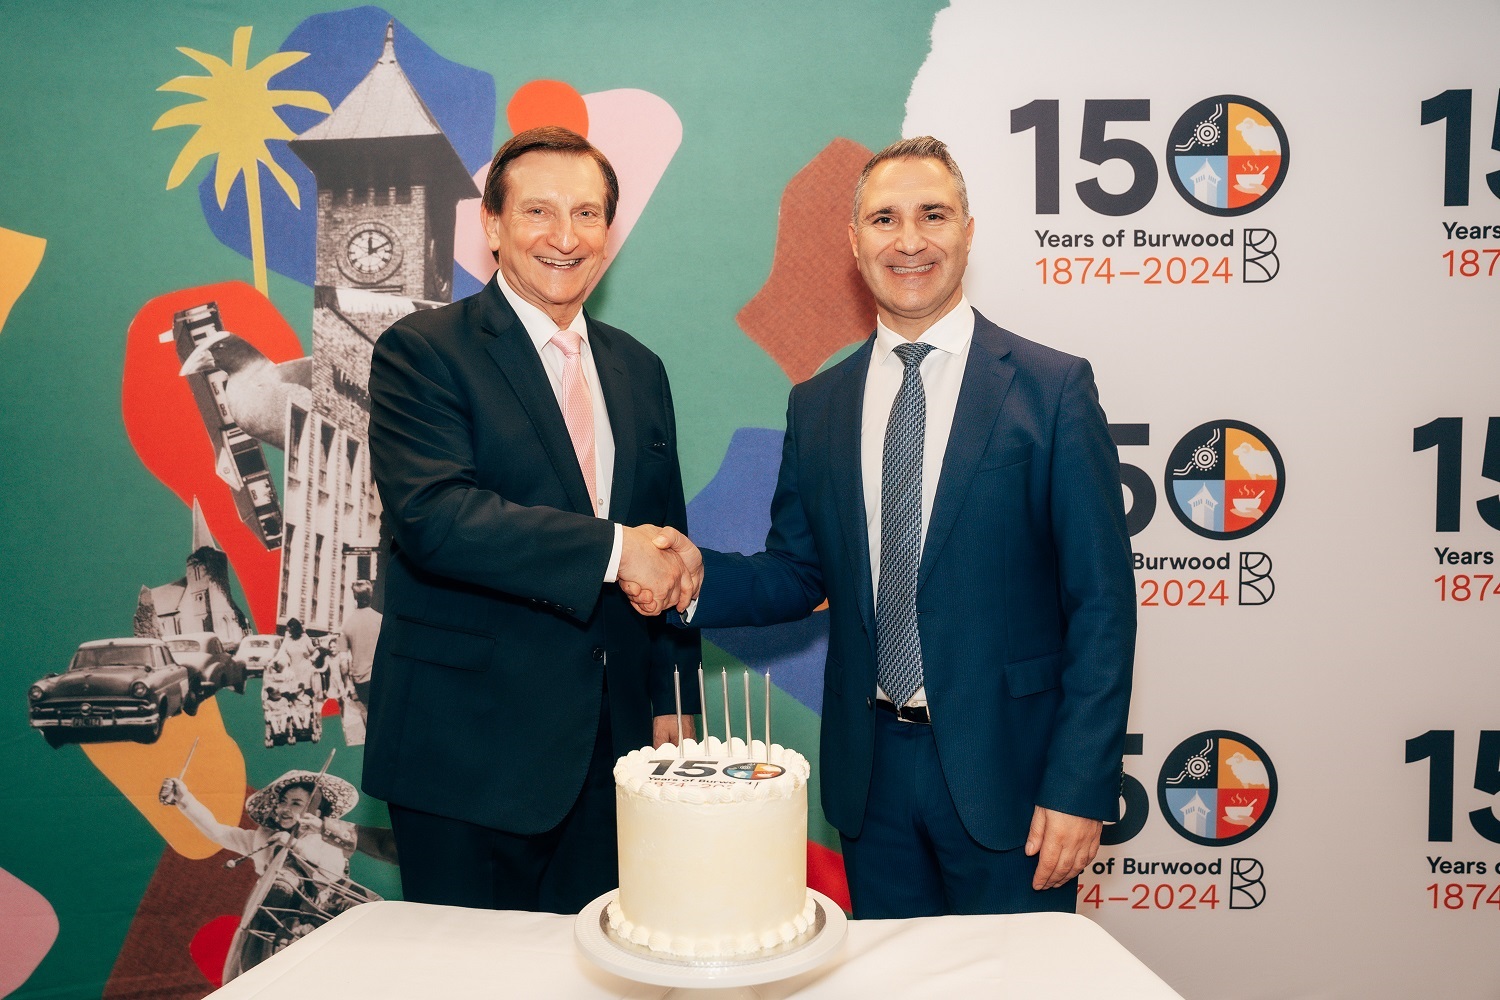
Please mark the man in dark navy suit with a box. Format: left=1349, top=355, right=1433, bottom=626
left=364, top=127, right=700, bottom=913
left=636, top=136, right=1135, bottom=917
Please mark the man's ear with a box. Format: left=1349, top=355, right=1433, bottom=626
left=482, top=211, right=503, bottom=253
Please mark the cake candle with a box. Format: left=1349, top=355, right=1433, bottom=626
left=721, top=666, right=731, bottom=752
left=743, top=669, right=752, bottom=751
left=764, top=671, right=771, bottom=762
left=673, top=666, right=684, bottom=757
left=697, top=665, right=709, bottom=745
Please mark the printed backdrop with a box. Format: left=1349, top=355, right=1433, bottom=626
left=2, top=2, right=1498, bottom=997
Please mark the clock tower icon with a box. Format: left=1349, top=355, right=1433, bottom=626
left=290, top=21, right=478, bottom=302
left=277, top=21, right=480, bottom=633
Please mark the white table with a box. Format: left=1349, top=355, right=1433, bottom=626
left=209, top=900, right=1183, bottom=999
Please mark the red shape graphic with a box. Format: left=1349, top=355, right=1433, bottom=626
left=188, top=915, right=241, bottom=989
left=806, top=839, right=851, bottom=913
left=737, top=138, right=877, bottom=385
left=123, top=282, right=305, bottom=631
left=321, top=698, right=341, bottom=717
left=507, top=79, right=589, bottom=138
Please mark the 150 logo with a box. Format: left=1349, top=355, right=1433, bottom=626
left=1404, top=730, right=1500, bottom=911
left=1115, top=421, right=1281, bottom=606
left=1422, top=88, right=1500, bottom=280
left=1104, top=731, right=1278, bottom=848
left=1010, top=95, right=1289, bottom=216
left=1421, top=89, right=1500, bottom=207
left=1015, top=97, right=1286, bottom=286
left=1081, top=732, right=1274, bottom=912
left=1411, top=418, right=1500, bottom=603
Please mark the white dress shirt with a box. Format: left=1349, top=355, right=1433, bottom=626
left=864, top=299, right=976, bottom=708
left=493, top=272, right=624, bottom=580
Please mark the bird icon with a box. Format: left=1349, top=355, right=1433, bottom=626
left=179, top=329, right=311, bottom=451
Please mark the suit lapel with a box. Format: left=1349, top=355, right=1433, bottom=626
left=589, top=317, right=638, bottom=521
left=479, top=285, right=595, bottom=515
left=919, top=316, right=1015, bottom=590
left=829, top=337, right=877, bottom=639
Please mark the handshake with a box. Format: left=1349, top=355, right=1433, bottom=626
left=618, top=524, right=703, bottom=616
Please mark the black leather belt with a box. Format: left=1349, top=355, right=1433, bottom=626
left=875, top=699, right=930, bottom=724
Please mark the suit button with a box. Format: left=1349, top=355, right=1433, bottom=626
left=865, top=697, right=873, bottom=710
left=592, top=647, right=606, bottom=661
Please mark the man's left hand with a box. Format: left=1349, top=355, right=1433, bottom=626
left=1024, top=805, right=1103, bottom=890
left=651, top=712, right=696, bottom=749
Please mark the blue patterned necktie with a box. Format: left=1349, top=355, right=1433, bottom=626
left=876, top=341, right=935, bottom=709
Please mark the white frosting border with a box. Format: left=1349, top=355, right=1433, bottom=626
left=605, top=890, right=818, bottom=958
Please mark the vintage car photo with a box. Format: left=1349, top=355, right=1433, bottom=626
left=234, top=633, right=282, bottom=678
left=29, top=638, right=193, bottom=746
left=166, top=631, right=245, bottom=697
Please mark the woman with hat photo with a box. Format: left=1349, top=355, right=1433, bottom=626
left=161, top=770, right=393, bottom=978
left=159, top=769, right=362, bottom=883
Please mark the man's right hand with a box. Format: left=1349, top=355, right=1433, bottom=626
left=159, top=777, right=185, bottom=806
left=618, top=524, right=701, bottom=615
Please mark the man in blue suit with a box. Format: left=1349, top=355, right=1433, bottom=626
left=635, top=136, right=1135, bottom=916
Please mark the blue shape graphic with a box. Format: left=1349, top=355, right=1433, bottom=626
left=1166, top=787, right=1218, bottom=840
left=454, top=265, right=486, bottom=301
left=1174, top=155, right=1228, bottom=209
left=687, top=428, right=828, bottom=715
left=196, top=6, right=495, bottom=286
left=1172, top=478, right=1224, bottom=533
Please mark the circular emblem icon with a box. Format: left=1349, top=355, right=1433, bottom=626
left=1166, top=96, right=1288, bottom=216
left=723, top=762, right=785, bottom=780
left=1157, top=731, right=1276, bottom=847
left=1165, top=420, right=1284, bottom=539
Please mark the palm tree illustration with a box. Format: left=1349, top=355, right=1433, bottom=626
left=154, top=26, right=331, bottom=295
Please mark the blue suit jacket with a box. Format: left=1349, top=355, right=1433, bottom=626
left=690, top=309, right=1135, bottom=851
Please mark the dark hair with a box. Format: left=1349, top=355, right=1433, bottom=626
left=279, top=780, right=335, bottom=818
left=481, top=126, right=619, bottom=226
left=851, top=135, right=970, bottom=225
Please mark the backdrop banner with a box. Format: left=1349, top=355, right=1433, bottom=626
left=1, top=2, right=1497, bottom=997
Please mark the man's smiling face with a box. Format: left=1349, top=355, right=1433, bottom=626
left=485, top=150, right=610, bottom=328
left=849, top=156, right=974, bottom=340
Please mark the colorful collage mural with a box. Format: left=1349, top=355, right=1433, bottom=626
left=1, top=4, right=937, bottom=997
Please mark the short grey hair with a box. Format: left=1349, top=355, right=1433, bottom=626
left=851, top=136, right=970, bottom=225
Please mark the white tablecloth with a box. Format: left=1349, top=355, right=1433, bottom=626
left=208, top=900, right=1183, bottom=999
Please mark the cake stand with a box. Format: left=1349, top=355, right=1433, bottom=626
left=574, top=888, right=847, bottom=995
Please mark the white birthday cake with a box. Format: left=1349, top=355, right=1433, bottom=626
left=609, top=736, right=816, bottom=958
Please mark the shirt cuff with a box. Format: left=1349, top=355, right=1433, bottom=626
left=603, top=523, right=624, bottom=583
left=682, top=596, right=699, bottom=623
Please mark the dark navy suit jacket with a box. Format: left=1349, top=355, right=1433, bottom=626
left=689, top=309, right=1134, bottom=851
left=363, top=279, right=699, bottom=835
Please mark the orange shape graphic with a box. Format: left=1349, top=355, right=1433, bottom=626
left=1217, top=738, right=1271, bottom=789
left=737, top=138, right=877, bottom=384
left=0, top=227, right=46, bottom=334
left=507, top=79, right=589, bottom=138
left=81, top=696, right=248, bottom=860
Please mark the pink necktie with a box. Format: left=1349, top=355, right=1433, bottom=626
left=550, top=329, right=598, bottom=513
